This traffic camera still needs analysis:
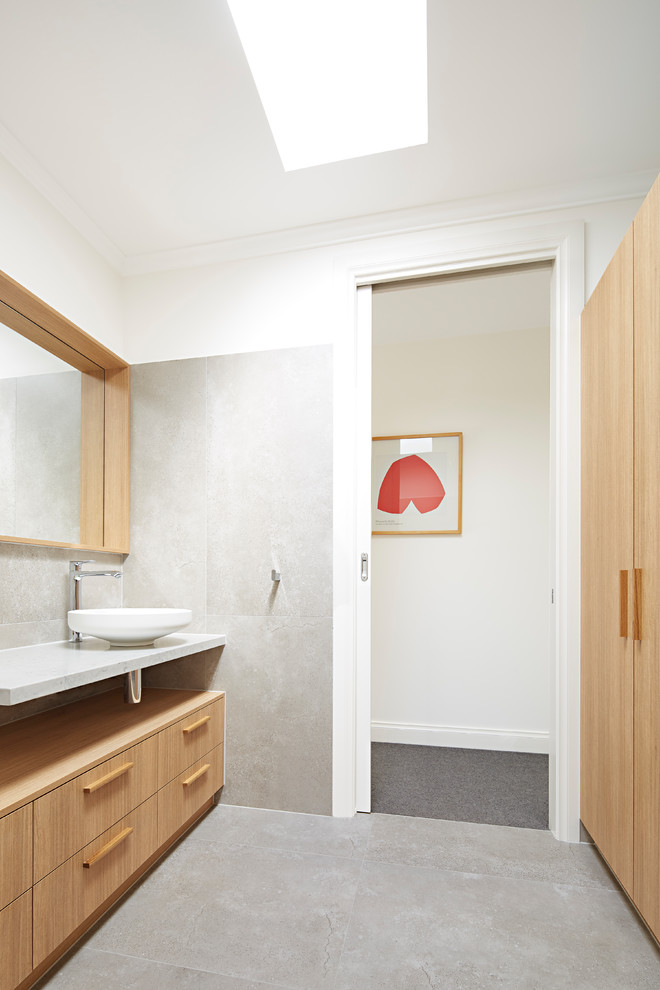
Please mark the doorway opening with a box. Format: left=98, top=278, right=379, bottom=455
left=335, top=217, right=584, bottom=841
left=369, top=263, right=553, bottom=829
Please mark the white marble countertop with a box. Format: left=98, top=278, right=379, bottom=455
left=0, top=633, right=226, bottom=706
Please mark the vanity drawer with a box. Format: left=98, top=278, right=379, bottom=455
left=158, top=697, right=224, bottom=787
left=33, top=793, right=158, bottom=966
left=0, top=804, right=32, bottom=911
left=157, top=745, right=223, bottom=846
left=0, top=890, right=32, bottom=990
left=34, top=734, right=158, bottom=881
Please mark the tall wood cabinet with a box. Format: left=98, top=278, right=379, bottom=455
left=581, top=172, right=660, bottom=941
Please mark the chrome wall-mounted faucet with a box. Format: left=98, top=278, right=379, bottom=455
left=68, top=560, right=122, bottom=642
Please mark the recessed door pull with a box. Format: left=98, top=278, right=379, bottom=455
left=361, top=553, right=369, bottom=582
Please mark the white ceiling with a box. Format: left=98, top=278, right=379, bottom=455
left=0, top=1, right=659, bottom=267
left=373, top=264, right=552, bottom=343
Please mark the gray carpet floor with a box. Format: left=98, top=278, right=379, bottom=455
left=371, top=743, right=549, bottom=829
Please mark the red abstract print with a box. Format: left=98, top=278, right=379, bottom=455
left=377, top=454, right=445, bottom=514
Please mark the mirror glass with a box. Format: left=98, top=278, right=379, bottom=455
left=0, top=319, right=82, bottom=544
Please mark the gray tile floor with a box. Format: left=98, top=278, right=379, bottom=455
left=37, top=805, right=660, bottom=989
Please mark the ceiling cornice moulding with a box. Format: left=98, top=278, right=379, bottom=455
left=0, top=120, right=125, bottom=273
left=123, top=170, right=658, bottom=276
left=0, top=117, right=654, bottom=278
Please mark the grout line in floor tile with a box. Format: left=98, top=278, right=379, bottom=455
left=357, top=853, right=633, bottom=895
left=187, top=832, right=369, bottom=864
left=332, top=854, right=369, bottom=985
left=77, top=946, right=310, bottom=990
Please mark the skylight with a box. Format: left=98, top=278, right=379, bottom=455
left=226, top=0, right=428, bottom=171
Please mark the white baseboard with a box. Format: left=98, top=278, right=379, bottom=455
left=371, top=721, right=550, bottom=754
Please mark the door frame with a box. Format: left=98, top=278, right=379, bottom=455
left=332, top=218, right=585, bottom=842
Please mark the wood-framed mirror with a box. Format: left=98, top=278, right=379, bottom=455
left=0, top=269, right=130, bottom=553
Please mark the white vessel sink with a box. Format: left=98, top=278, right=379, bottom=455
left=67, top=608, right=193, bottom=646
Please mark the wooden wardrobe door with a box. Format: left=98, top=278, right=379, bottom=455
left=633, top=174, right=660, bottom=939
left=581, top=225, right=634, bottom=894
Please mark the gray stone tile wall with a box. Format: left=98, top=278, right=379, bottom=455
left=206, top=348, right=332, bottom=619
left=127, top=345, right=333, bottom=815
left=0, top=345, right=333, bottom=809
left=0, top=542, right=124, bottom=727
left=122, top=358, right=207, bottom=628
left=205, top=614, right=332, bottom=814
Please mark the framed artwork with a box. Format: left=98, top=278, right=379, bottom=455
left=372, top=432, right=463, bottom=535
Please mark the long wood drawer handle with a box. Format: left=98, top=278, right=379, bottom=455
left=619, top=570, right=628, bottom=638
left=182, top=715, right=211, bottom=735
left=182, top=763, right=211, bottom=787
left=83, top=761, right=134, bottom=794
left=83, top=826, right=133, bottom=869
left=633, top=568, right=642, bottom=642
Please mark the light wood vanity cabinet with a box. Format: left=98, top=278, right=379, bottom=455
left=33, top=735, right=159, bottom=882
left=158, top=700, right=224, bottom=786
left=158, top=746, right=224, bottom=847
left=581, top=170, right=660, bottom=941
left=33, top=794, right=160, bottom=965
left=0, top=687, right=224, bottom=990
left=0, top=805, right=32, bottom=911
left=0, top=892, right=32, bottom=990
left=0, top=806, right=33, bottom=990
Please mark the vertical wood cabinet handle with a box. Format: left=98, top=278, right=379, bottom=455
left=182, top=715, right=211, bottom=735
left=619, top=570, right=629, bottom=637
left=83, top=761, right=134, bottom=794
left=633, top=568, right=643, bottom=641
left=83, top=826, right=133, bottom=868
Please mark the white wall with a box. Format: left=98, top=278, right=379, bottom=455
left=371, top=326, right=550, bottom=752
left=123, top=249, right=337, bottom=361
left=121, top=196, right=643, bottom=364
left=0, top=155, right=123, bottom=354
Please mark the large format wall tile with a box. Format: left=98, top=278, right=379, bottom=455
left=0, top=619, right=67, bottom=651
left=123, top=359, right=207, bottom=621
left=0, top=543, right=122, bottom=630
left=206, top=347, right=332, bottom=619
left=0, top=542, right=123, bottom=726
left=206, top=614, right=332, bottom=815
left=0, top=346, right=333, bottom=815
left=142, top=646, right=224, bottom=692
